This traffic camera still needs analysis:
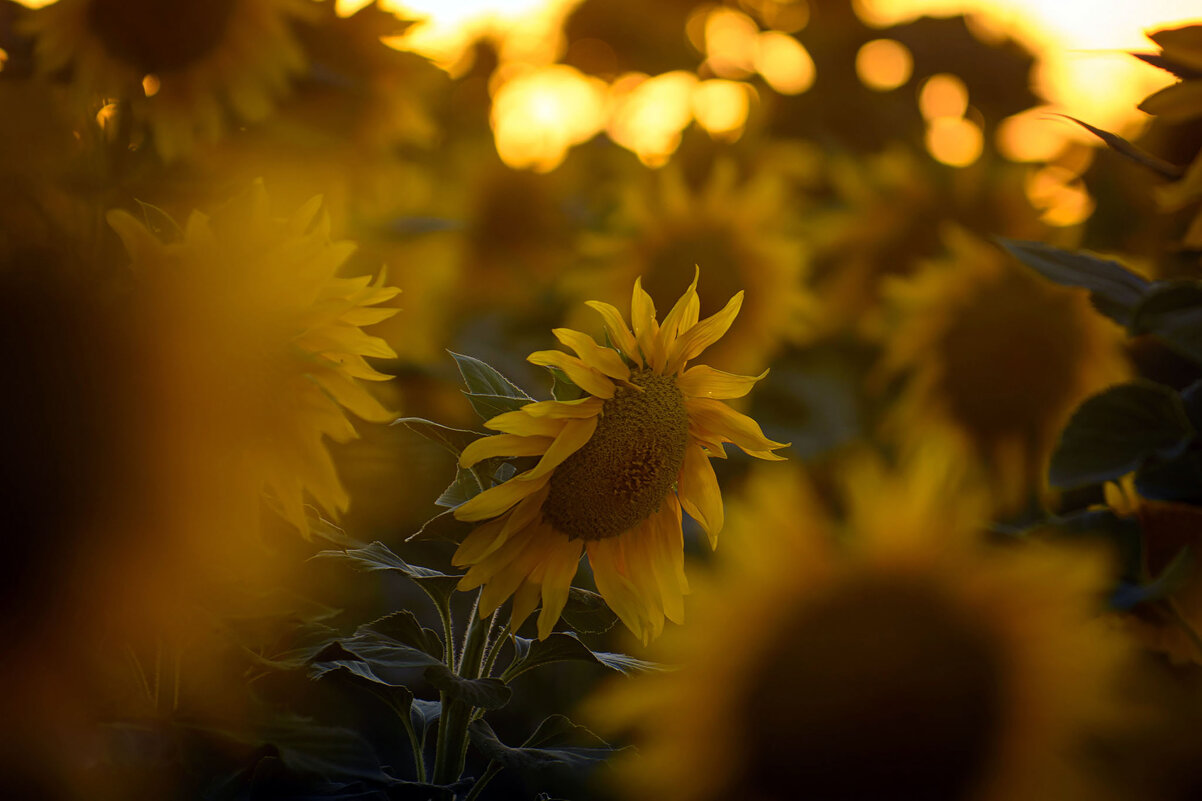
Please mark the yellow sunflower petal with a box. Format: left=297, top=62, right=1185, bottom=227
left=452, top=514, right=509, bottom=567
left=311, top=371, right=394, bottom=422
left=478, top=529, right=546, bottom=615
left=656, top=267, right=700, bottom=359
left=553, top=328, right=632, bottom=382
left=523, top=416, right=599, bottom=481
left=677, top=365, right=769, bottom=400
left=511, top=580, right=542, bottom=633
left=519, top=397, right=606, bottom=419
left=588, top=537, right=652, bottom=645
left=528, top=349, right=617, bottom=399
left=459, top=434, right=554, bottom=469
left=586, top=299, right=643, bottom=367
left=647, top=497, right=688, bottom=624
left=664, top=291, right=744, bottom=374
left=686, top=397, right=789, bottom=458
left=452, top=471, right=550, bottom=522
left=677, top=442, right=724, bottom=548
left=631, top=277, right=661, bottom=368
left=536, top=536, right=585, bottom=639
left=485, top=410, right=569, bottom=437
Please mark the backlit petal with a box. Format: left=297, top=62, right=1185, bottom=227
left=586, top=299, right=642, bottom=367
left=554, top=328, right=632, bottom=382
left=528, top=350, right=617, bottom=399
left=664, top=291, right=744, bottom=374
left=677, top=442, right=724, bottom=548
left=677, top=365, right=768, bottom=400
left=452, top=471, right=549, bottom=522
left=686, top=397, right=789, bottom=458
left=459, top=434, right=553, bottom=469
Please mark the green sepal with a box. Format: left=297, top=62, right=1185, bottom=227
left=546, top=366, right=583, bottom=401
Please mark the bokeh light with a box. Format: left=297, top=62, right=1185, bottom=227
left=856, top=39, right=915, bottom=91
left=490, top=64, right=606, bottom=171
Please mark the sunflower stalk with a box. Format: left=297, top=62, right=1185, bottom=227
left=432, top=591, right=493, bottom=787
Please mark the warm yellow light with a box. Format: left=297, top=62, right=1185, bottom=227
left=491, top=64, right=606, bottom=172
left=996, top=110, right=1063, bottom=162
left=755, top=31, right=816, bottom=95
left=925, top=116, right=984, bottom=166
left=142, top=74, right=161, bottom=98
left=918, top=73, right=968, bottom=120
left=607, top=71, right=698, bottom=167
left=705, top=8, right=761, bottom=79
left=692, top=79, right=752, bottom=140
left=751, top=0, right=812, bottom=33
left=856, top=39, right=913, bottom=91
left=1026, top=164, right=1096, bottom=226
left=852, top=0, right=1202, bottom=138
left=95, top=102, right=119, bottom=137
left=0, top=47, right=7, bottom=74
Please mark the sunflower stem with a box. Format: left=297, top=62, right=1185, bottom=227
left=432, top=591, right=491, bottom=787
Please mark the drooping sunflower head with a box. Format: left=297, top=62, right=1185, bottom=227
left=879, top=227, right=1130, bottom=512
left=451, top=271, right=788, bottom=642
left=107, top=180, right=400, bottom=538
left=24, top=0, right=312, bottom=160
left=572, top=159, right=815, bottom=376
left=593, top=450, right=1135, bottom=801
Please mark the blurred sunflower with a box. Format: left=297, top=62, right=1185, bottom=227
left=594, top=452, right=1133, bottom=801
left=452, top=272, right=787, bottom=643
left=879, top=228, right=1130, bottom=512
left=108, top=180, right=399, bottom=537
left=24, top=0, right=311, bottom=160
left=573, top=159, right=814, bottom=376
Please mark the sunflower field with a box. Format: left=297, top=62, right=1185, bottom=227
left=4, top=0, right=1202, bottom=799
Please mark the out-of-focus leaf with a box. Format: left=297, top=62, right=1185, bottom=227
left=1135, top=450, right=1202, bottom=504
left=559, top=588, right=619, bottom=634
left=1050, top=381, right=1195, bottom=488
left=1058, top=115, right=1183, bottom=180
left=468, top=716, right=616, bottom=774
left=1024, top=509, right=1143, bottom=582
left=1111, top=547, right=1195, bottom=610
left=1131, top=281, right=1202, bottom=365
left=423, top=664, right=512, bottom=709
left=503, top=632, right=665, bottom=682
left=999, top=239, right=1151, bottom=326
left=449, top=351, right=533, bottom=401
left=240, top=622, right=342, bottom=673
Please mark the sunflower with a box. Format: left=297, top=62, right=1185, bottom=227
left=593, top=451, right=1134, bottom=801
left=451, top=272, right=788, bottom=643
left=572, top=158, right=814, bottom=377
left=23, top=0, right=312, bottom=161
left=879, top=227, right=1130, bottom=512
left=107, top=180, right=400, bottom=537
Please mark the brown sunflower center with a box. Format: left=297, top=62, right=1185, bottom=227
left=87, top=0, right=239, bottom=74
left=729, top=575, right=1004, bottom=801
left=542, top=369, right=689, bottom=541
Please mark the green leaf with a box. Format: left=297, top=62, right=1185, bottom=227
left=405, top=508, right=474, bottom=543
left=393, top=417, right=483, bottom=457
left=1050, top=381, right=1196, bottom=488
left=1057, top=116, right=1183, bottom=180
left=1111, top=547, right=1195, bottom=610
left=559, top=588, right=619, bottom=634
left=435, top=466, right=485, bottom=509
left=999, top=239, right=1150, bottom=326
left=463, top=392, right=531, bottom=420
left=309, top=542, right=462, bottom=620
left=1131, top=281, right=1202, bottom=365
left=449, top=351, right=533, bottom=400
left=361, top=611, right=444, bottom=661
left=503, top=632, right=666, bottom=682
left=546, top=366, right=583, bottom=401
left=468, top=717, right=616, bottom=774
left=423, top=664, right=512, bottom=710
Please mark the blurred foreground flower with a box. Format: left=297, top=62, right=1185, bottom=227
left=452, top=272, right=787, bottom=643
left=594, top=452, right=1134, bottom=801
left=108, top=180, right=399, bottom=536
left=24, top=0, right=311, bottom=160
left=879, top=228, right=1129, bottom=512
